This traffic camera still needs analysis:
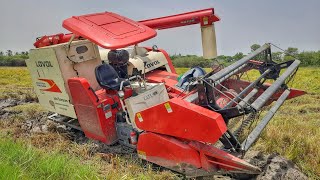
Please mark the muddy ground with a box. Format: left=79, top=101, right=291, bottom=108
left=0, top=98, right=308, bottom=180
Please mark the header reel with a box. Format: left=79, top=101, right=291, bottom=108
left=183, top=43, right=304, bottom=154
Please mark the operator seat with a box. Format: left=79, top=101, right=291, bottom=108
left=95, top=63, right=129, bottom=90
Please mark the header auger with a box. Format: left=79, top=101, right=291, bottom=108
left=26, top=8, right=305, bottom=177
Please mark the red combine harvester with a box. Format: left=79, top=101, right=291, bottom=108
left=26, top=8, right=305, bottom=177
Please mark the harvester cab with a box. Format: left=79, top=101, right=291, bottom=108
left=26, top=8, right=305, bottom=177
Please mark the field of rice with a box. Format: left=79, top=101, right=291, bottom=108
left=0, top=67, right=319, bottom=179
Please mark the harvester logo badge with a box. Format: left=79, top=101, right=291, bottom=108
left=35, top=61, right=53, bottom=67
left=145, top=60, right=160, bottom=69
left=37, top=79, right=62, bottom=93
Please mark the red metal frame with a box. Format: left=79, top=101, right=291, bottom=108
left=34, top=8, right=220, bottom=48
left=139, top=8, right=219, bottom=30
left=34, top=33, right=79, bottom=48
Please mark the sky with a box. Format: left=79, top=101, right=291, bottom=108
left=0, top=0, right=319, bottom=56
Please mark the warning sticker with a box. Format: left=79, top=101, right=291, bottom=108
left=138, top=150, right=146, bottom=160
left=105, top=111, right=112, bottom=119
left=137, top=112, right=143, bottom=122
left=164, top=102, right=173, bottom=113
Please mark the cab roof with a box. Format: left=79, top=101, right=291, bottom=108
left=63, top=12, right=157, bottom=49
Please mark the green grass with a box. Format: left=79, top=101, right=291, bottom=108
left=0, top=137, right=99, bottom=180
left=0, top=136, right=175, bottom=179
left=0, top=67, right=319, bottom=179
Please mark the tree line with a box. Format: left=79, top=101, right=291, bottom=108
left=0, top=50, right=28, bottom=66
left=171, top=44, right=320, bottom=68
left=1, top=44, right=319, bottom=67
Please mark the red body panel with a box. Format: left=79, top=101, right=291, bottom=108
left=63, top=12, right=157, bottom=49
left=137, top=132, right=201, bottom=172
left=68, top=78, right=120, bottom=144
left=135, top=98, right=227, bottom=144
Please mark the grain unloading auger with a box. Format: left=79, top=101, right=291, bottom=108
left=26, top=8, right=305, bottom=177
